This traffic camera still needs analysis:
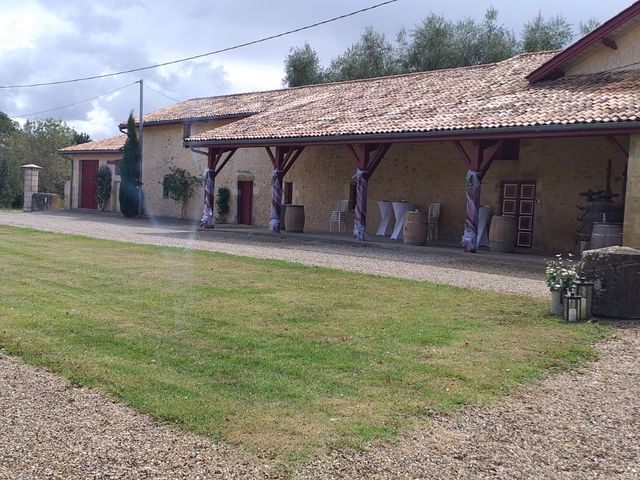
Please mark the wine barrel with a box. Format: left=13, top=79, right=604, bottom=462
left=489, top=215, right=517, bottom=253
left=590, top=222, right=623, bottom=249
left=403, top=210, right=428, bottom=245
left=284, top=204, right=305, bottom=233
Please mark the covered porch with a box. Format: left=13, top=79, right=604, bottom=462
left=185, top=128, right=638, bottom=255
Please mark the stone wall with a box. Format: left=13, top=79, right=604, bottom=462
left=284, top=137, right=627, bottom=252
left=623, top=133, right=640, bottom=248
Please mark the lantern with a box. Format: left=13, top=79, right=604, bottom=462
left=563, top=288, right=583, bottom=323
left=573, top=276, right=594, bottom=320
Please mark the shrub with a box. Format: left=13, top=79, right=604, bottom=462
left=216, top=186, right=230, bottom=223
left=162, top=167, right=201, bottom=219
left=96, top=164, right=112, bottom=211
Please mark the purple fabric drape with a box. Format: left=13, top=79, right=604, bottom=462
left=270, top=169, right=284, bottom=232
left=201, top=168, right=215, bottom=227
left=461, top=169, right=481, bottom=252
left=353, top=168, right=367, bottom=241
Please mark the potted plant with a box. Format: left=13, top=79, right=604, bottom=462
left=545, top=254, right=578, bottom=315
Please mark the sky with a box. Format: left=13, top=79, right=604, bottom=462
left=0, top=0, right=634, bottom=139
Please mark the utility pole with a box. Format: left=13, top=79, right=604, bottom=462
left=138, top=79, right=144, bottom=215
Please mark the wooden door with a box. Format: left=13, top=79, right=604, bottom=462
left=80, top=160, right=99, bottom=209
left=237, top=181, right=253, bottom=225
left=501, top=181, right=536, bottom=248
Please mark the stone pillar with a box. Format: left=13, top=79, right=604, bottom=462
left=21, top=164, right=42, bottom=212
left=623, top=134, right=640, bottom=249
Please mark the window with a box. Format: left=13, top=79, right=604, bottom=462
left=284, top=182, right=293, bottom=204
left=348, top=182, right=357, bottom=210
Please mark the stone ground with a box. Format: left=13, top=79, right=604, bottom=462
left=1, top=210, right=638, bottom=479
left=0, top=210, right=547, bottom=298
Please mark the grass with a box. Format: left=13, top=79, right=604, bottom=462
left=0, top=225, right=609, bottom=463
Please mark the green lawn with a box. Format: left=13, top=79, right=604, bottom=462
left=0, top=226, right=607, bottom=462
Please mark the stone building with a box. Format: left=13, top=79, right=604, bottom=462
left=61, top=2, right=640, bottom=253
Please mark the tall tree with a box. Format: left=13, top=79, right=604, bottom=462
left=119, top=113, right=141, bottom=218
left=475, top=7, right=518, bottom=64
left=403, top=14, right=457, bottom=72
left=283, top=43, right=325, bottom=87
left=579, top=18, right=601, bottom=37
left=327, top=27, right=400, bottom=81
left=521, top=12, right=574, bottom=52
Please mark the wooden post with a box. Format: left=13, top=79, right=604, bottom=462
left=201, top=147, right=236, bottom=228
left=454, top=140, right=504, bottom=252
left=265, top=146, right=304, bottom=232
left=348, top=143, right=391, bottom=241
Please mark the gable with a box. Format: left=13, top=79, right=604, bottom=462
left=566, top=21, right=640, bottom=76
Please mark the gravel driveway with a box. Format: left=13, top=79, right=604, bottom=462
left=0, top=210, right=548, bottom=298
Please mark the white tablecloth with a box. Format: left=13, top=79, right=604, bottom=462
left=391, top=201, right=413, bottom=240
left=376, top=201, right=394, bottom=236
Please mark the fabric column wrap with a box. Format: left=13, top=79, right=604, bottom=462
left=353, top=168, right=367, bottom=241
left=201, top=168, right=215, bottom=227
left=461, top=169, right=482, bottom=252
left=270, top=169, right=284, bottom=232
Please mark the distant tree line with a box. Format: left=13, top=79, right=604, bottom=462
left=284, top=9, right=601, bottom=87
left=0, top=112, right=90, bottom=208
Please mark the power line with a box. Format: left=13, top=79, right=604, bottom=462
left=146, top=84, right=181, bottom=103
left=9, top=81, right=138, bottom=118
left=0, top=0, right=399, bottom=90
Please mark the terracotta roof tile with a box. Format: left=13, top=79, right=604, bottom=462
left=58, top=134, right=126, bottom=154
left=171, top=51, right=640, bottom=143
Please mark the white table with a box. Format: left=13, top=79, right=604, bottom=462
left=391, top=201, right=413, bottom=240
left=376, top=201, right=394, bottom=236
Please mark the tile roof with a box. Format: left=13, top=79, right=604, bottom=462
left=58, top=134, right=126, bottom=154
left=173, top=51, right=640, bottom=144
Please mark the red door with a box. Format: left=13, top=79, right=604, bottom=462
left=238, top=181, right=253, bottom=225
left=80, top=160, right=99, bottom=209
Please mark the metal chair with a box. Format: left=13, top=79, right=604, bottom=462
left=329, top=200, right=349, bottom=232
left=427, top=203, right=441, bottom=240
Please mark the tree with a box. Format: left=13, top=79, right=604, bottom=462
left=327, top=27, right=400, bottom=81
left=579, top=18, right=601, bottom=37
left=404, top=14, right=457, bottom=72
left=119, top=113, right=141, bottom=218
left=283, top=43, right=325, bottom=87
left=521, top=12, right=574, bottom=52
left=475, top=7, right=518, bottom=64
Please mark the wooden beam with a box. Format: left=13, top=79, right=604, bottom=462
left=605, top=135, right=629, bottom=164
left=214, top=148, right=237, bottom=176
left=453, top=141, right=472, bottom=166
left=264, top=146, right=277, bottom=166
left=479, top=139, right=505, bottom=173
left=282, top=147, right=305, bottom=176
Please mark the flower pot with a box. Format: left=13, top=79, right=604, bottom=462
left=550, top=290, right=563, bottom=316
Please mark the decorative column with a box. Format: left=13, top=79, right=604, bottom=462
left=21, top=164, right=42, bottom=212
left=352, top=169, right=368, bottom=241
left=265, top=146, right=305, bottom=233
left=453, top=140, right=504, bottom=253
left=270, top=169, right=284, bottom=232
left=461, top=169, right=482, bottom=252
left=348, top=144, right=391, bottom=241
left=201, top=168, right=215, bottom=228
left=200, top=148, right=237, bottom=229
left=623, top=134, right=640, bottom=248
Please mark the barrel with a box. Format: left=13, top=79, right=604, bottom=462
left=489, top=215, right=517, bottom=253
left=284, top=204, right=305, bottom=232
left=403, top=210, right=428, bottom=245
left=589, top=222, right=623, bottom=249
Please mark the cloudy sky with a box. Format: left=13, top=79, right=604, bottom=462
left=0, top=0, right=633, bottom=139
